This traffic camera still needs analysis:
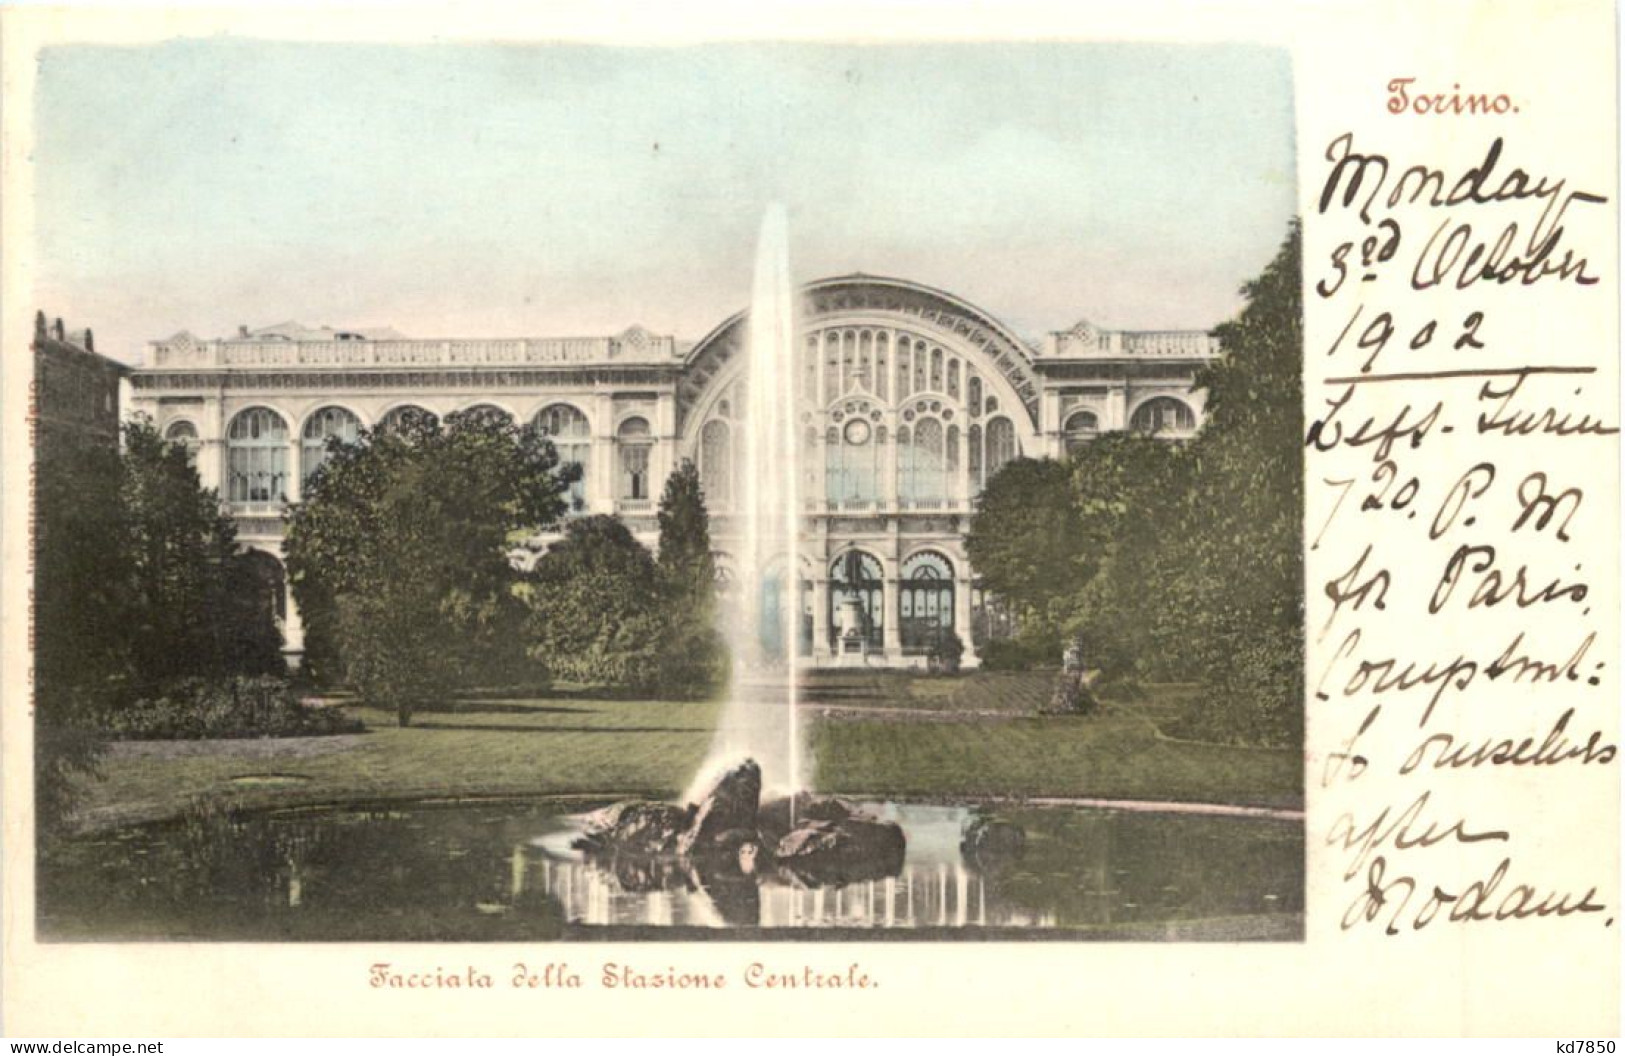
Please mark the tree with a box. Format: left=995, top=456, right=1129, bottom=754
left=33, top=431, right=126, bottom=837
left=959, top=220, right=1303, bottom=747
left=1081, top=222, right=1303, bottom=742
left=34, top=418, right=285, bottom=836
left=654, top=460, right=727, bottom=696
left=966, top=457, right=1095, bottom=651
left=119, top=421, right=282, bottom=687
left=1065, top=433, right=1193, bottom=680
left=522, top=516, right=668, bottom=690
left=285, top=408, right=573, bottom=725
left=1172, top=220, right=1304, bottom=745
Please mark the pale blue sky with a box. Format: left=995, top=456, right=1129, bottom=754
left=33, top=41, right=1295, bottom=362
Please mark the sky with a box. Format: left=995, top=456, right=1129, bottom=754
left=32, top=40, right=1295, bottom=363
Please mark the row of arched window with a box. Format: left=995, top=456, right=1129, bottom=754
left=696, top=409, right=1022, bottom=510
left=180, top=393, right=1197, bottom=511
left=178, top=403, right=649, bottom=510
left=1060, top=397, right=1197, bottom=453
left=718, top=548, right=962, bottom=654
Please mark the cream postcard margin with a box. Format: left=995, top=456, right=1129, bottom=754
left=1, top=0, right=1617, bottom=1037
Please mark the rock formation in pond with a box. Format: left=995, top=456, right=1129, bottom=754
left=574, top=757, right=907, bottom=915
left=677, top=759, right=763, bottom=859
left=960, top=813, right=1027, bottom=872
left=575, top=800, right=694, bottom=857
left=775, top=816, right=906, bottom=885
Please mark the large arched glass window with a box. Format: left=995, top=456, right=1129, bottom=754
left=828, top=550, right=884, bottom=652
left=900, top=550, right=955, bottom=652
left=759, top=554, right=814, bottom=658
left=825, top=404, right=882, bottom=507
left=1130, top=396, right=1196, bottom=436
left=1064, top=409, right=1100, bottom=454
left=700, top=419, right=732, bottom=509
left=164, top=420, right=199, bottom=467
left=902, top=415, right=947, bottom=506
left=226, top=407, right=290, bottom=508
left=616, top=416, right=652, bottom=502
left=535, top=403, right=591, bottom=512
left=301, top=406, right=361, bottom=487
left=984, top=416, right=1018, bottom=486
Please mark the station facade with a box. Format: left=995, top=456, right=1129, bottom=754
left=128, top=275, right=1219, bottom=669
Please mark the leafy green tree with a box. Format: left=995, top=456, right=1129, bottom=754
left=1174, top=221, right=1304, bottom=745
left=522, top=516, right=668, bottom=690
left=961, top=221, right=1303, bottom=747
left=285, top=408, right=573, bottom=725
left=119, top=421, right=283, bottom=687
left=1086, top=222, right=1302, bottom=743
left=654, top=460, right=727, bottom=696
left=34, top=432, right=126, bottom=837
left=1065, top=432, right=1193, bottom=680
left=34, top=418, right=285, bottom=835
left=966, top=457, right=1094, bottom=656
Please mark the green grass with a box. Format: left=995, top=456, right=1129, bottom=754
left=70, top=696, right=721, bottom=832
left=64, top=675, right=1301, bottom=833
left=802, top=669, right=1055, bottom=712
left=812, top=712, right=1300, bottom=808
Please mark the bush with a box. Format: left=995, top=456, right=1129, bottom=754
left=103, top=676, right=363, bottom=740
left=1042, top=670, right=1099, bottom=715
left=1179, top=641, right=1303, bottom=749
left=927, top=631, right=965, bottom=675
left=977, top=631, right=1061, bottom=672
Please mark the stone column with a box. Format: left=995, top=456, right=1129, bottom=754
left=882, top=574, right=902, bottom=662
left=282, top=580, right=306, bottom=669
left=202, top=437, right=226, bottom=497
left=202, top=396, right=227, bottom=496
left=654, top=392, right=677, bottom=498
left=286, top=437, right=302, bottom=504
left=1106, top=383, right=1129, bottom=432
left=956, top=425, right=971, bottom=509
left=888, top=429, right=903, bottom=511
left=593, top=391, right=615, bottom=513
left=811, top=576, right=831, bottom=662
left=954, top=570, right=978, bottom=669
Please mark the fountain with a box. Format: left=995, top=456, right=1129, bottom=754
left=572, top=208, right=913, bottom=904
left=687, top=204, right=806, bottom=802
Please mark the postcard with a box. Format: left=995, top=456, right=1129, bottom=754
left=1, top=0, right=1616, bottom=1038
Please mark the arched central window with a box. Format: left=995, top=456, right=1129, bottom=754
left=900, top=550, right=956, bottom=652
left=226, top=407, right=289, bottom=509
left=828, top=550, right=884, bottom=652
left=825, top=402, right=884, bottom=508
left=616, top=416, right=653, bottom=502
left=301, top=406, right=361, bottom=487
left=535, top=403, right=591, bottom=512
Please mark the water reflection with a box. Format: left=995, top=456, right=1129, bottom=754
left=38, top=800, right=1303, bottom=941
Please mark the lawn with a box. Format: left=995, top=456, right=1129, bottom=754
left=63, top=675, right=1302, bottom=833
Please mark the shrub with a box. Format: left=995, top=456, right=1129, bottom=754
left=927, top=631, right=965, bottom=675
left=977, top=631, right=1061, bottom=672
left=103, top=676, right=363, bottom=740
